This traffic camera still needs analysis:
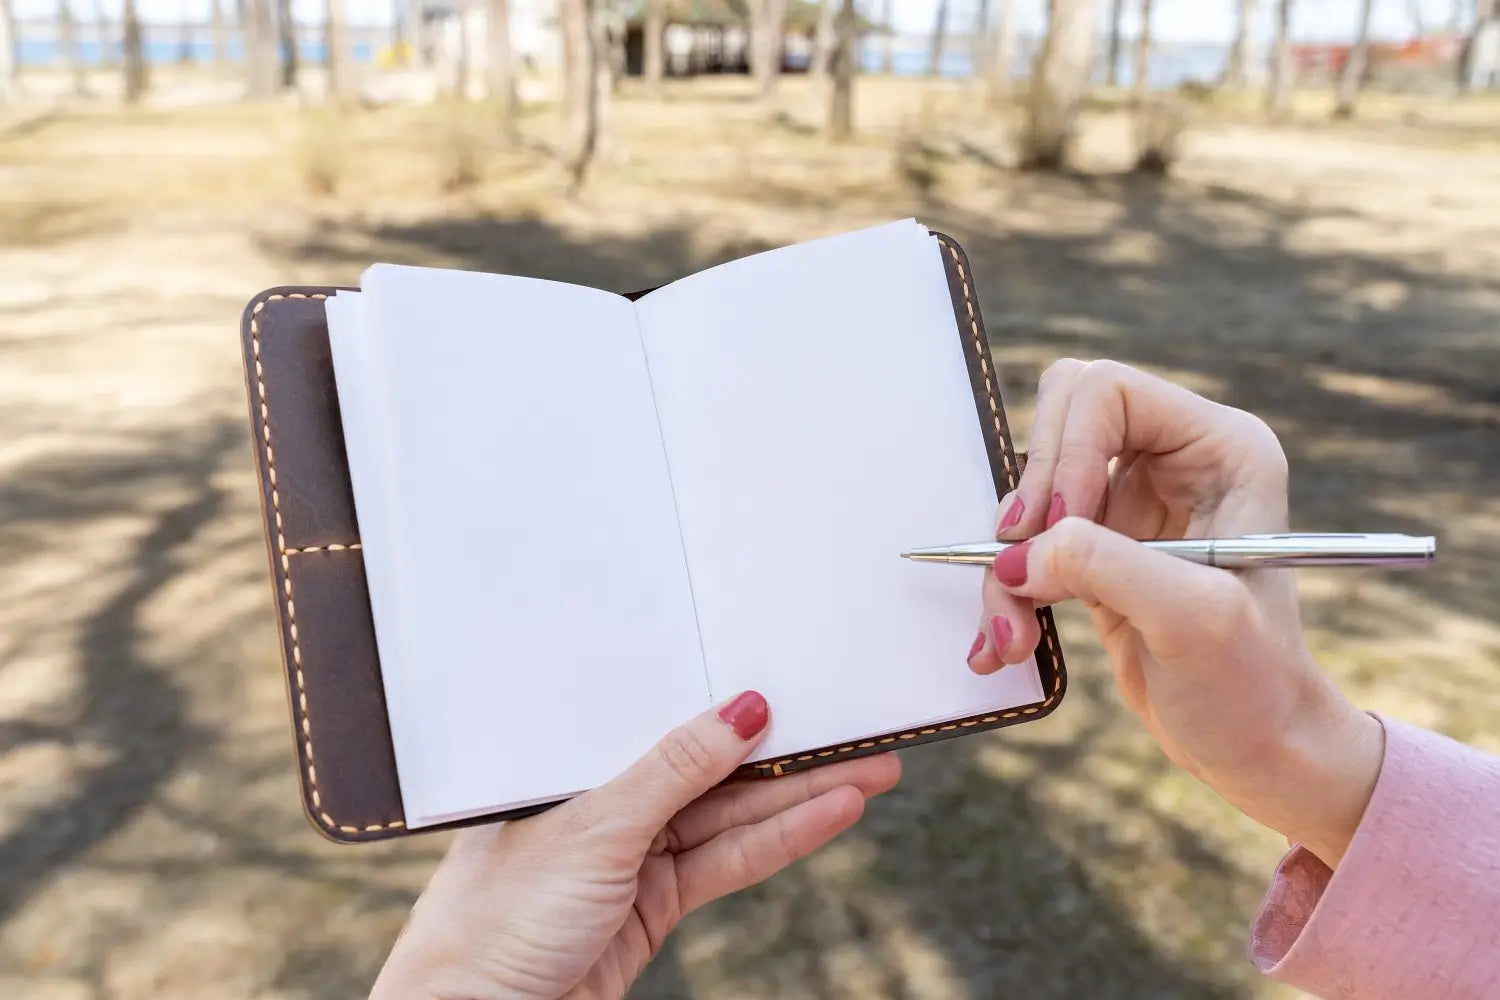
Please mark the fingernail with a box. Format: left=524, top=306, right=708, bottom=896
left=718, top=691, right=769, bottom=741
left=1046, top=493, right=1067, bottom=529
left=989, top=615, right=1013, bottom=660
left=992, top=540, right=1031, bottom=587
left=997, top=495, right=1025, bottom=532
left=967, top=631, right=986, bottom=662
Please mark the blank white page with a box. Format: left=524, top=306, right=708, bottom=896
left=356, top=266, right=709, bottom=827
left=634, top=221, right=1044, bottom=763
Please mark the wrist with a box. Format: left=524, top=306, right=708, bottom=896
left=1263, top=694, right=1385, bottom=869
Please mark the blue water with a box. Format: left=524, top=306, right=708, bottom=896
left=862, top=44, right=1226, bottom=88
left=19, top=38, right=375, bottom=66
left=21, top=33, right=1222, bottom=89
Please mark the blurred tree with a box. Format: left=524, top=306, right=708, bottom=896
left=58, top=0, right=89, bottom=96
left=122, top=0, right=148, bottom=101
left=752, top=0, right=785, bottom=100
left=211, top=0, right=229, bottom=65
left=985, top=0, right=1015, bottom=107
left=879, top=0, right=892, bottom=72
left=1460, top=0, right=1497, bottom=90
left=245, top=0, right=278, bottom=95
left=0, top=0, right=16, bottom=103
left=1333, top=0, right=1373, bottom=117
left=404, top=0, right=427, bottom=66
left=811, top=0, right=836, bottom=81
left=489, top=0, right=519, bottom=119
left=828, top=0, right=854, bottom=137
left=1133, top=0, right=1152, bottom=100
left=1266, top=0, right=1292, bottom=116
left=1222, top=0, right=1254, bottom=88
left=643, top=0, right=663, bottom=93
left=927, top=0, right=948, bottom=76
left=1106, top=0, right=1122, bottom=85
left=973, top=0, right=991, bottom=76
left=560, top=0, right=605, bottom=187
left=277, top=0, right=299, bottom=88
left=325, top=0, right=351, bottom=101
left=94, top=0, right=113, bottom=66
left=1021, top=0, right=1093, bottom=169
left=177, top=13, right=195, bottom=63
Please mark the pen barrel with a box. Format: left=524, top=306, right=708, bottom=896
left=1162, top=534, right=1437, bottom=569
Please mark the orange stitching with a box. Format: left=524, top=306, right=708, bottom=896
left=285, top=543, right=363, bottom=554
left=751, top=237, right=1059, bottom=773
left=251, top=290, right=404, bottom=836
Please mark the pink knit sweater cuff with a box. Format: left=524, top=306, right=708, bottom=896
left=1248, top=715, right=1500, bottom=999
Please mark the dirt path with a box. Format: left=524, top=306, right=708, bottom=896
left=2, top=81, right=1498, bottom=999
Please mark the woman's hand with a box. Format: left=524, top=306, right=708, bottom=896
left=370, top=692, right=900, bottom=1000
left=969, top=360, right=1383, bottom=869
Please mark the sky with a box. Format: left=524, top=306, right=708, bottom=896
left=14, top=0, right=1474, bottom=47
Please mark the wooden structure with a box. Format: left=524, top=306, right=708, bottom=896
left=619, top=0, right=824, bottom=77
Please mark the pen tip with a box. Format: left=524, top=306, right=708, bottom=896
left=899, top=552, right=913, bottom=559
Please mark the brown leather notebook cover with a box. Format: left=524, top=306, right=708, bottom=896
left=240, top=231, right=1067, bottom=843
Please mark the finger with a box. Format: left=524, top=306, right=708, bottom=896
left=991, top=517, right=1255, bottom=667
left=1046, top=361, right=1276, bottom=537
left=585, top=691, right=771, bottom=846
left=667, top=753, right=900, bottom=851
left=1097, top=451, right=1173, bottom=540
left=675, top=785, right=867, bottom=914
left=997, top=358, right=1086, bottom=539
left=967, top=569, right=1042, bottom=674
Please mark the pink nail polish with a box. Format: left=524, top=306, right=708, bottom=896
left=992, top=541, right=1031, bottom=587
left=1046, top=493, right=1067, bottom=529
left=989, top=615, right=1013, bottom=659
left=967, top=631, right=986, bottom=661
left=998, top=496, right=1025, bottom=532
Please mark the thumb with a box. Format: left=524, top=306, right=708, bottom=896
left=589, top=691, right=771, bottom=842
left=991, top=517, right=1254, bottom=665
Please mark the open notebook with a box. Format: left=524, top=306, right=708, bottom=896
left=241, top=219, right=1066, bottom=841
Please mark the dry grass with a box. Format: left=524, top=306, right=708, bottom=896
left=3, top=74, right=1500, bottom=1000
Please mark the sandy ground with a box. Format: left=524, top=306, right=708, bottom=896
left=2, top=75, right=1499, bottom=999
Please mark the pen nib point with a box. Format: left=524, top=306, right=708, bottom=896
left=899, top=552, right=913, bottom=559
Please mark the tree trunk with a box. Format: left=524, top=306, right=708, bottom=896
left=1221, top=0, right=1254, bottom=88
left=1105, top=0, right=1122, bottom=86
left=489, top=0, right=518, bottom=119
left=1459, top=0, right=1497, bottom=90
left=1132, top=0, right=1152, bottom=101
left=405, top=0, right=426, bottom=66
left=927, top=0, right=948, bottom=76
left=245, top=0, right=277, bottom=96
left=754, top=0, right=784, bottom=100
left=93, top=0, right=112, bottom=66
left=880, top=0, right=893, bottom=73
left=59, top=0, right=89, bottom=96
left=985, top=0, right=1015, bottom=107
left=1333, top=0, right=1374, bottom=117
left=324, top=0, right=350, bottom=101
left=560, top=0, right=600, bottom=188
left=828, top=0, right=854, bottom=138
left=0, top=0, right=17, bottom=103
left=212, top=0, right=228, bottom=66
left=1266, top=0, right=1292, bottom=115
left=1022, top=0, right=1094, bottom=170
left=277, top=0, right=298, bottom=89
left=972, top=0, right=990, bottom=77
left=122, top=0, right=148, bottom=102
left=811, top=0, right=836, bottom=82
left=643, top=0, right=664, bottom=93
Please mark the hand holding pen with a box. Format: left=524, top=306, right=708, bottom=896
left=960, top=359, right=1390, bottom=872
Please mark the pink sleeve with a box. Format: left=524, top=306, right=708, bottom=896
left=1249, top=715, right=1500, bottom=999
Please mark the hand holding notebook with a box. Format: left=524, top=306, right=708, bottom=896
left=241, top=219, right=1066, bottom=841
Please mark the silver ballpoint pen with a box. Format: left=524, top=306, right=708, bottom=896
left=900, top=533, right=1436, bottom=569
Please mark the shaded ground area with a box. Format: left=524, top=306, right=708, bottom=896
left=2, top=78, right=1498, bottom=999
